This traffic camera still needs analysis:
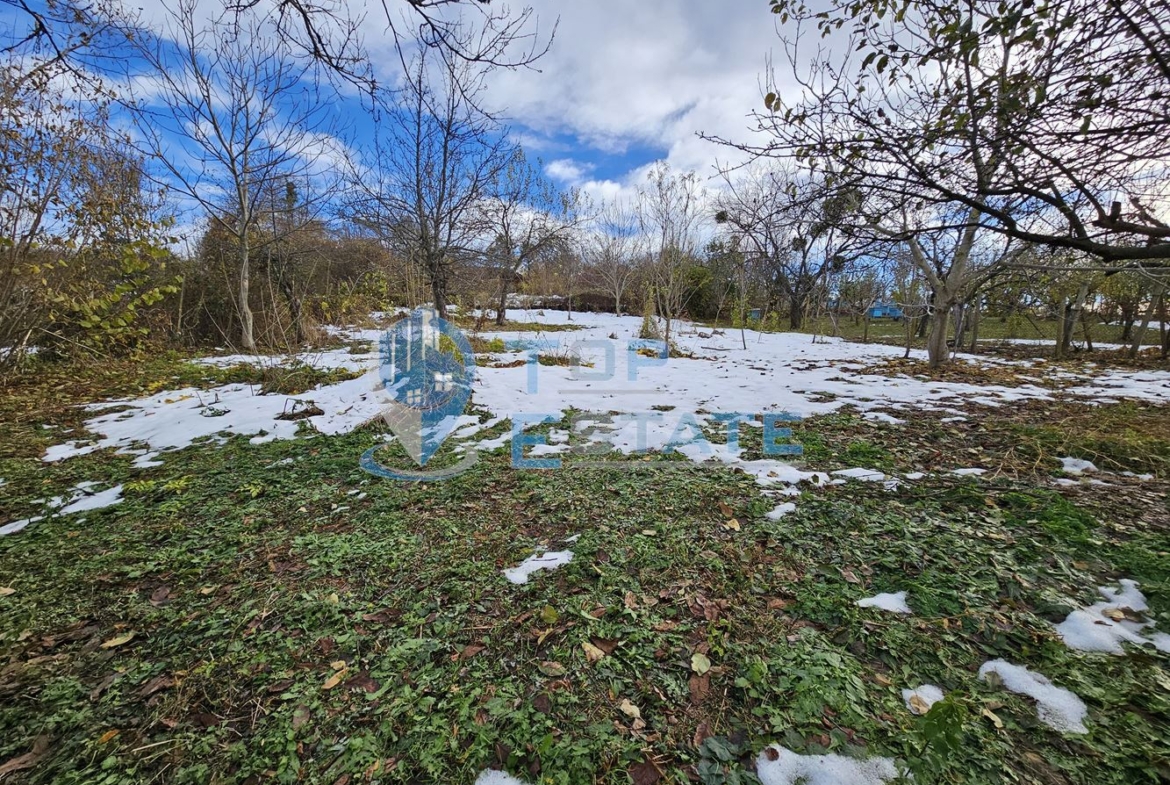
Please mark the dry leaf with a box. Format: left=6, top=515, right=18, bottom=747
left=841, top=568, right=860, bottom=584
left=618, top=698, right=642, bottom=720
left=722, top=518, right=741, bottom=532
left=873, top=673, right=892, bottom=687
left=322, top=670, right=347, bottom=690
left=690, top=652, right=711, bottom=675
left=908, top=694, right=931, bottom=715
left=981, top=707, right=1004, bottom=729
left=0, top=587, right=15, bottom=596
left=717, top=501, right=733, bottom=517
left=538, top=661, right=566, bottom=678
left=97, top=729, right=120, bottom=744
left=582, top=641, right=606, bottom=663
left=100, top=632, right=135, bottom=649
left=460, top=644, right=485, bottom=660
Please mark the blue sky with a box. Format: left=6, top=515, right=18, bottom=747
left=2, top=0, right=788, bottom=216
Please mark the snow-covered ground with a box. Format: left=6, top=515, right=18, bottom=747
left=37, top=310, right=1170, bottom=470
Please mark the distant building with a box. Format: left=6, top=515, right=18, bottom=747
left=868, top=303, right=904, bottom=320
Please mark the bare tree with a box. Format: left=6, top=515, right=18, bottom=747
left=351, top=45, right=510, bottom=319
left=716, top=165, right=863, bottom=329
left=637, top=163, right=705, bottom=345
left=583, top=199, right=643, bottom=316
left=714, top=0, right=1170, bottom=266
left=127, top=0, right=339, bottom=351
left=481, top=147, right=583, bottom=324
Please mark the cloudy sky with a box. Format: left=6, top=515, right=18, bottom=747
left=472, top=1, right=784, bottom=201
left=2, top=0, right=791, bottom=212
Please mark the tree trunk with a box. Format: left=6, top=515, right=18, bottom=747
left=789, top=291, right=805, bottom=330
left=430, top=258, right=448, bottom=319
left=926, top=300, right=952, bottom=368
left=1057, top=283, right=1089, bottom=359
left=1128, top=282, right=1165, bottom=359
left=238, top=236, right=255, bottom=351
left=495, top=277, right=509, bottom=326
left=968, top=300, right=980, bottom=351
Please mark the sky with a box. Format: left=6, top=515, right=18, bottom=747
left=114, top=0, right=788, bottom=208
left=0, top=0, right=794, bottom=233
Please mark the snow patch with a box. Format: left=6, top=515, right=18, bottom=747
left=503, top=550, right=574, bottom=585
left=58, top=485, right=123, bottom=515
left=856, top=591, right=912, bottom=615
left=766, top=502, right=797, bottom=520
left=951, top=467, right=987, bottom=476
left=474, top=770, right=530, bottom=785
left=1055, top=579, right=1170, bottom=654
left=977, top=660, right=1087, bottom=733
left=1059, top=457, right=1098, bottom=474
left=755, top=744, right=899, bottom=785
left=902, top=684, right=945, bottom=713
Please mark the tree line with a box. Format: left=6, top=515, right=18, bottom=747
left=0, top=0, right=1166, bottom=376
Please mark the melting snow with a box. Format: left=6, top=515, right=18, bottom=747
left=856, top=591, right=912, bottom=614
left=832, top=468, right=887, bottom=483
left=978, top=660, right=1088, bottom=733
left=474, top=771, right=529, bottom=785
left=503, top=550, right=574, bottom=584
left=755, top=744, right=899, bottom=785
left=902, top=684, right=945, bottom=714
left=766, top=502, right=797, bottom=520
left=1054, top=579, right=1170, bottom=654
left=58, top=484, right=123, bottom=515
left=1059, top=457, right=1098, bottom=474
left=951, top=467, right=987, bottom=476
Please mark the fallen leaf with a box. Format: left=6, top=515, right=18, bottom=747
left=540, top=605, right=559, bottom=624
left=722, top=518, right=741, bottom=532
left=841, top=568, right=860, bottom=584
left=629, top=760, right=662, bottom=785
left=149, top=586, right=171, bottom=607
left=198, top=586, right=217, bottom=596
left=139, top=675, right=175, bottom=697
left=322, top=670, right=346, bottom=690
left=460, top=644, right=485, bottom=660
left=873, top=673, right=893, bottom=687
left=538, top=661, right=567, bottom=677
left=688, top=673, right=710, bottom=703
left=908, top=694, right=931, bottom=715
left=981, top=707, right=1004, bottom=729
left=590, top=637, right=618, bottom=655
left=623, top=591, right=638, bottom=610
left=690, top=652, right=711, bottom=675
left=618, top=698, right=641, bottom=720
left=0, top=587, right=15, bottom=596
left=582, top=641, right=606, bottom=663
left=100, top=632, right=135, bottom=649
left=718, top=501, right=733, bottom=517
left=0, top=736, right=50, bottom=777
left=97, top=730, right=120, bottom=744
left=329, top=660, right=347, bottom=670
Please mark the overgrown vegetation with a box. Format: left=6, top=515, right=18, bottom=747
left=2, top=365, right=1167, bottom=783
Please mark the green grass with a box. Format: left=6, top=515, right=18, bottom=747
left=1, top=369, right=1169, bottom=783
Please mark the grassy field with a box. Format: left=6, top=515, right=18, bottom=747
left=1, top=354, right=1169, bottom=784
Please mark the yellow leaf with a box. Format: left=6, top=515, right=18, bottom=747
left=97, top=729, right=120, bottom=744
left=329, top=660, right=347, bottom=671
left=100, top=631, right=135, bottom=649
left=618, top=698, right=642, bottom=720
left=582, top=641, right=606, bottom=663
left=908, top=695, right=931, bottom=715
left=691, top=652, right=712, bottom=675
left=723, top=518, right=741, bottom=532
left=981, top=707, right=1004, bottom=729
left=322, top=671, right=346, bottom=690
